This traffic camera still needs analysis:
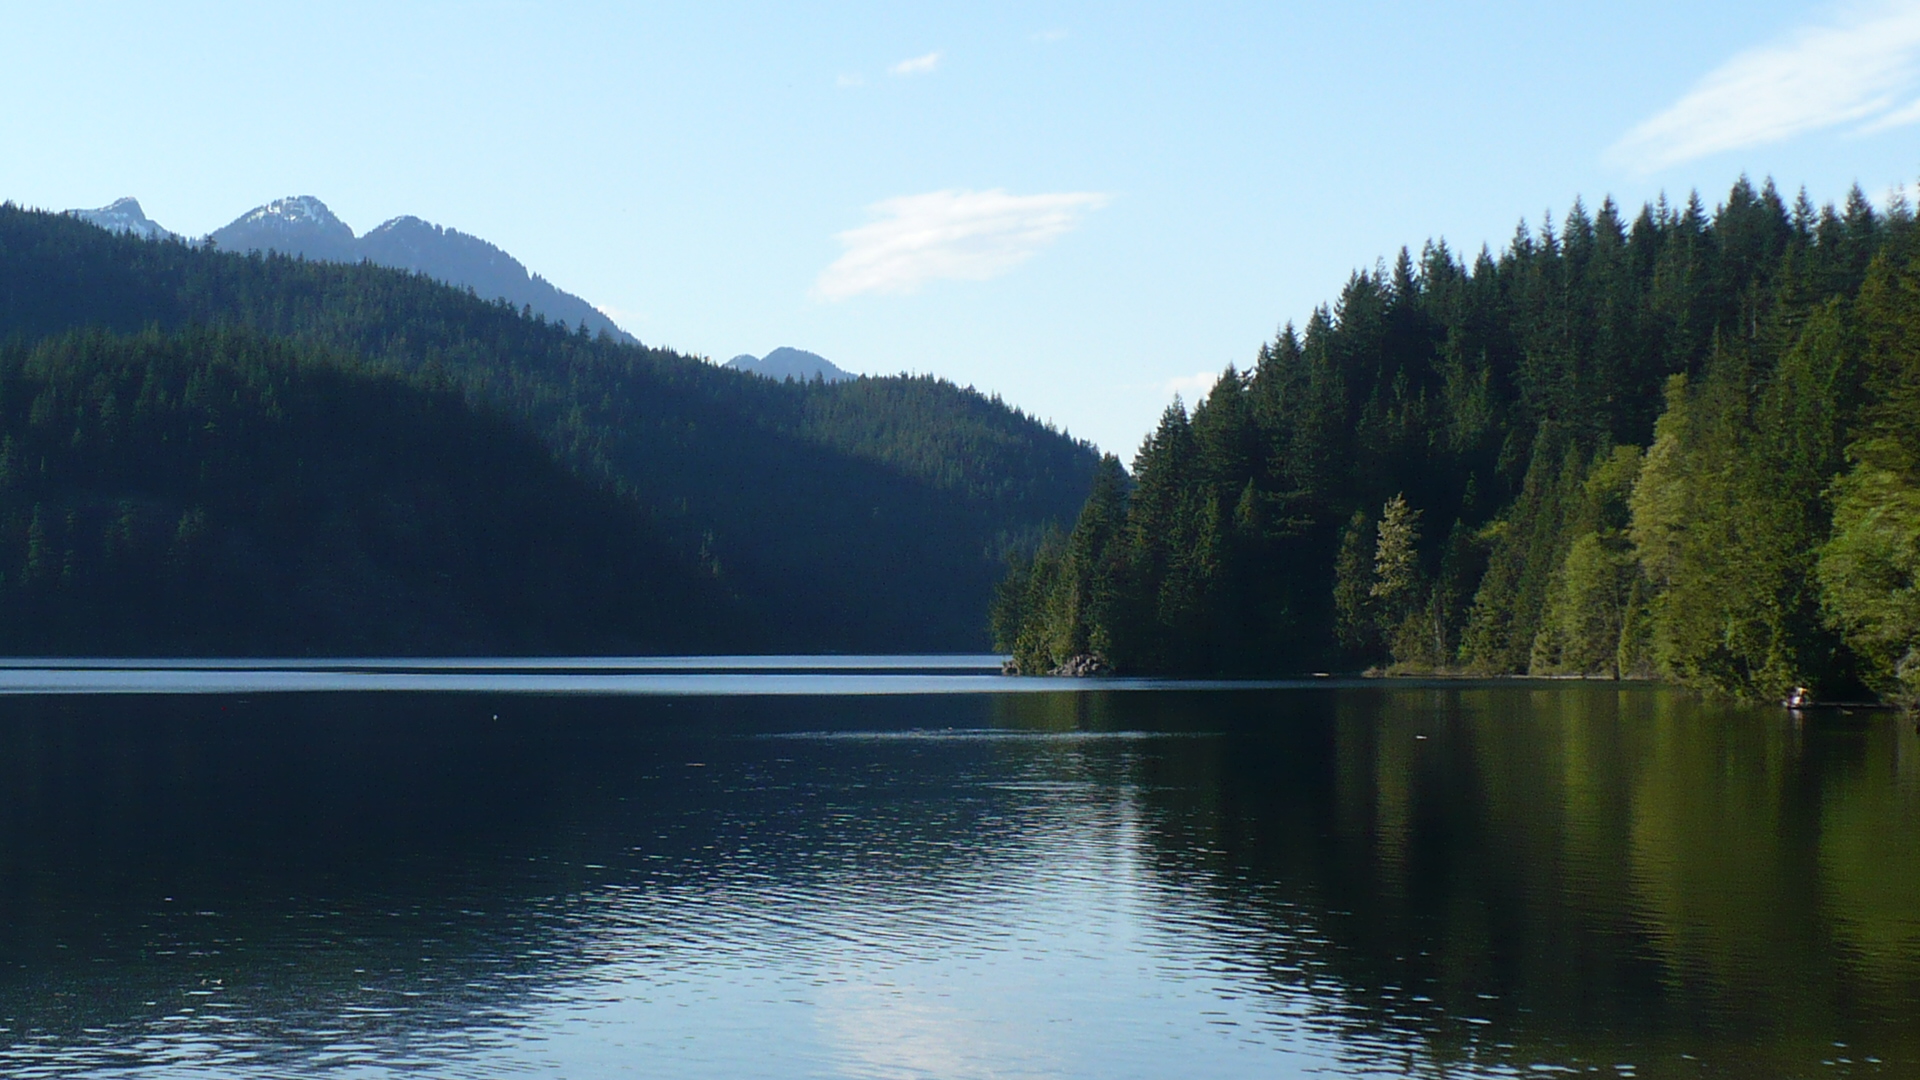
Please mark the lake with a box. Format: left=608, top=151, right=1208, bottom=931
left=0, top=664, right=1915, bottom=1077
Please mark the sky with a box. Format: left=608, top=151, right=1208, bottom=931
left=6, top=0, right=1920, bottom=457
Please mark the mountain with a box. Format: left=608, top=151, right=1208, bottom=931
left=210, top=194, right=358, bottom=262
left=0, top=205, right=1101, bottom=652
left=208, top=196, right=637, bottom=344
left=357, top=217, right=630, bottom=343
left=727, top=347, right=855, bottom=383
left=66, top=198, right=177, bottom=241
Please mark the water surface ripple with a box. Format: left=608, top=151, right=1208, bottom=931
left=0, top=672, right=1913, bottom=1077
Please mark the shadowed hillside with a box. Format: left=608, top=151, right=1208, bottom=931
left=0, top=204, right=1101, bottom=651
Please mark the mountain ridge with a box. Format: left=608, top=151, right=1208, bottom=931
left=208, top=196, right=638, bottom=344
left=64, top=195, right=638, bottom=345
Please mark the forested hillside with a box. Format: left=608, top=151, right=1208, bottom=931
left=995, top=178, right=1920, bottom=705
left=0, top=205, right=1100, bottom=652
left=0, top=328, right=737, bottom=654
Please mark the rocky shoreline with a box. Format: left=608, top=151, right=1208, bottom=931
left=1000, top=654, right=1113, bottom=678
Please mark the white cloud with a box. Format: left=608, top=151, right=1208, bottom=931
left=813, top=188, right=1109, bottom=301
left=1163, top=371, right=1219, bottom=401
left=1033, top=28, right=1069, bottom=43
left=1608, top=0, right=1920, bottom=172
left=596, top=303, right=647, bottom=328
left=889, top=51, right=941, bottom=76
left=835, top=72, right=865, bottom=88
left=1857, top=92, right=1920, bottom=131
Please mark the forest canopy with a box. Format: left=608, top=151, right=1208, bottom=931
left=994, top=178, right=1920, bottom=705
left=0, top=326, right=739, bottom=654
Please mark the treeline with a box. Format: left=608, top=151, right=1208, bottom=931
left=0, top=205, right=1100, bottom=650
left=0, top=327, right=738, bottom=654
left=996, top=178, right=1920, bottom=704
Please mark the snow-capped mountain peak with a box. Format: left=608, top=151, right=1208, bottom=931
left=213, top=196, right=357, bottom=259
left=67, top=197, right=178, bottom=241
left=234, top=196, right=353, bottom=236
left=196, top=194, right=637, bottom=344
left=62, top=191, right=635, bottom=344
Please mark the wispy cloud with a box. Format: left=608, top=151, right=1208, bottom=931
left=1859, top=92, right=1920, bottom=131
left=1609, top=0, right=1920, bottom=172
left=1033, top=28, right=1069, bottom=43
left=835, top=72, right=865, bottom=88
left=814, top=189, right=1108, bottom=301
left=889, top=51, right=940, bottom=76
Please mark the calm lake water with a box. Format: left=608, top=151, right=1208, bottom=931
left=0, top=665, right=1915, bottom=1078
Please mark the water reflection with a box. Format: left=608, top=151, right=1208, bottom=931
left=0, top=686, right=1914, bottom=1077
left=993, top=687, right=1920, bottom=1077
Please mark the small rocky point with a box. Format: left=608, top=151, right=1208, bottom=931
left=1050, top=654, right=1113, bottom=677
left=1000, top=654, right=1113, bottom=677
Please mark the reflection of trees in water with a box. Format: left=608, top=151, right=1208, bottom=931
left=0, top=694, right=641, bottom=1067
left=0, top=692, right=1133, bottom=1071
left=7, top=687, right=1917, bottom=1075
left=1820, top=724, right=1920, bottom=989
left=1004, top=685, right=1920, bottom=1076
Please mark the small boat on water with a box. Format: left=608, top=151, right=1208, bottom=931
left=1785, top=686, right=1813, bottom=709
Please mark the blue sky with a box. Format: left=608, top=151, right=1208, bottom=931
left=7, top=0, right=1920, bottom=456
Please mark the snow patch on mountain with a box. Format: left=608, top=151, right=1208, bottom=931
left=67, top=198, right=178, bottom=241
left=206, top=197, right=636, bottom=344
left=240, top=196, right=341, bottom=229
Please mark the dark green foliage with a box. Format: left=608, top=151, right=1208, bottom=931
left=1462, top=436, right=1586, bottom=674
left=1332, top=510, right=1377, bottom=655
left=998, top=178, right=1920, bottom=698
left=0, top=205, right=1100, bottom=650
left=991, top=454, right=1129, bottom=673
left=1532, top=446, right=1642, bottom=677
left=1818, top=242, right=1920, bottom=703
left=0, top=327, right=737, bottom=654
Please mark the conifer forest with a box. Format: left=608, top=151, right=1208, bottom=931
left=995, top=178, right=1920, bottom=706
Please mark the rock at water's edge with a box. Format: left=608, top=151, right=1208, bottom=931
left=1049, top=654, right=1113, bottom=678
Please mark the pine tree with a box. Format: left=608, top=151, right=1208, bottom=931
left=1371, top=493, right=1424, bottom=662
left=1333, top=509, right=1378, bottom=658
left=986, top=176, right=1919, bottom=698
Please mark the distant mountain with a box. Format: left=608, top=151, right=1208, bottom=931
left=207, top=196, right=637, bottom=344
left=67, top=198, right=178, bottom=241
left=356, top=215, right=636, bottom=343
left=211, top=195, right=358, bottom=262
left=726, top=347, right=855, bottom=383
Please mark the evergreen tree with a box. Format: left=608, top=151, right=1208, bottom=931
left=996, top=175, right=1920, bottom=700
left=1817, top=244, right=1920, bottom=702
left=1370, top=493, right=1424, bottom=663
left=1532, top=446, right=1641, bottom=677
left=1333, top=509, right=1378, bottom=658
